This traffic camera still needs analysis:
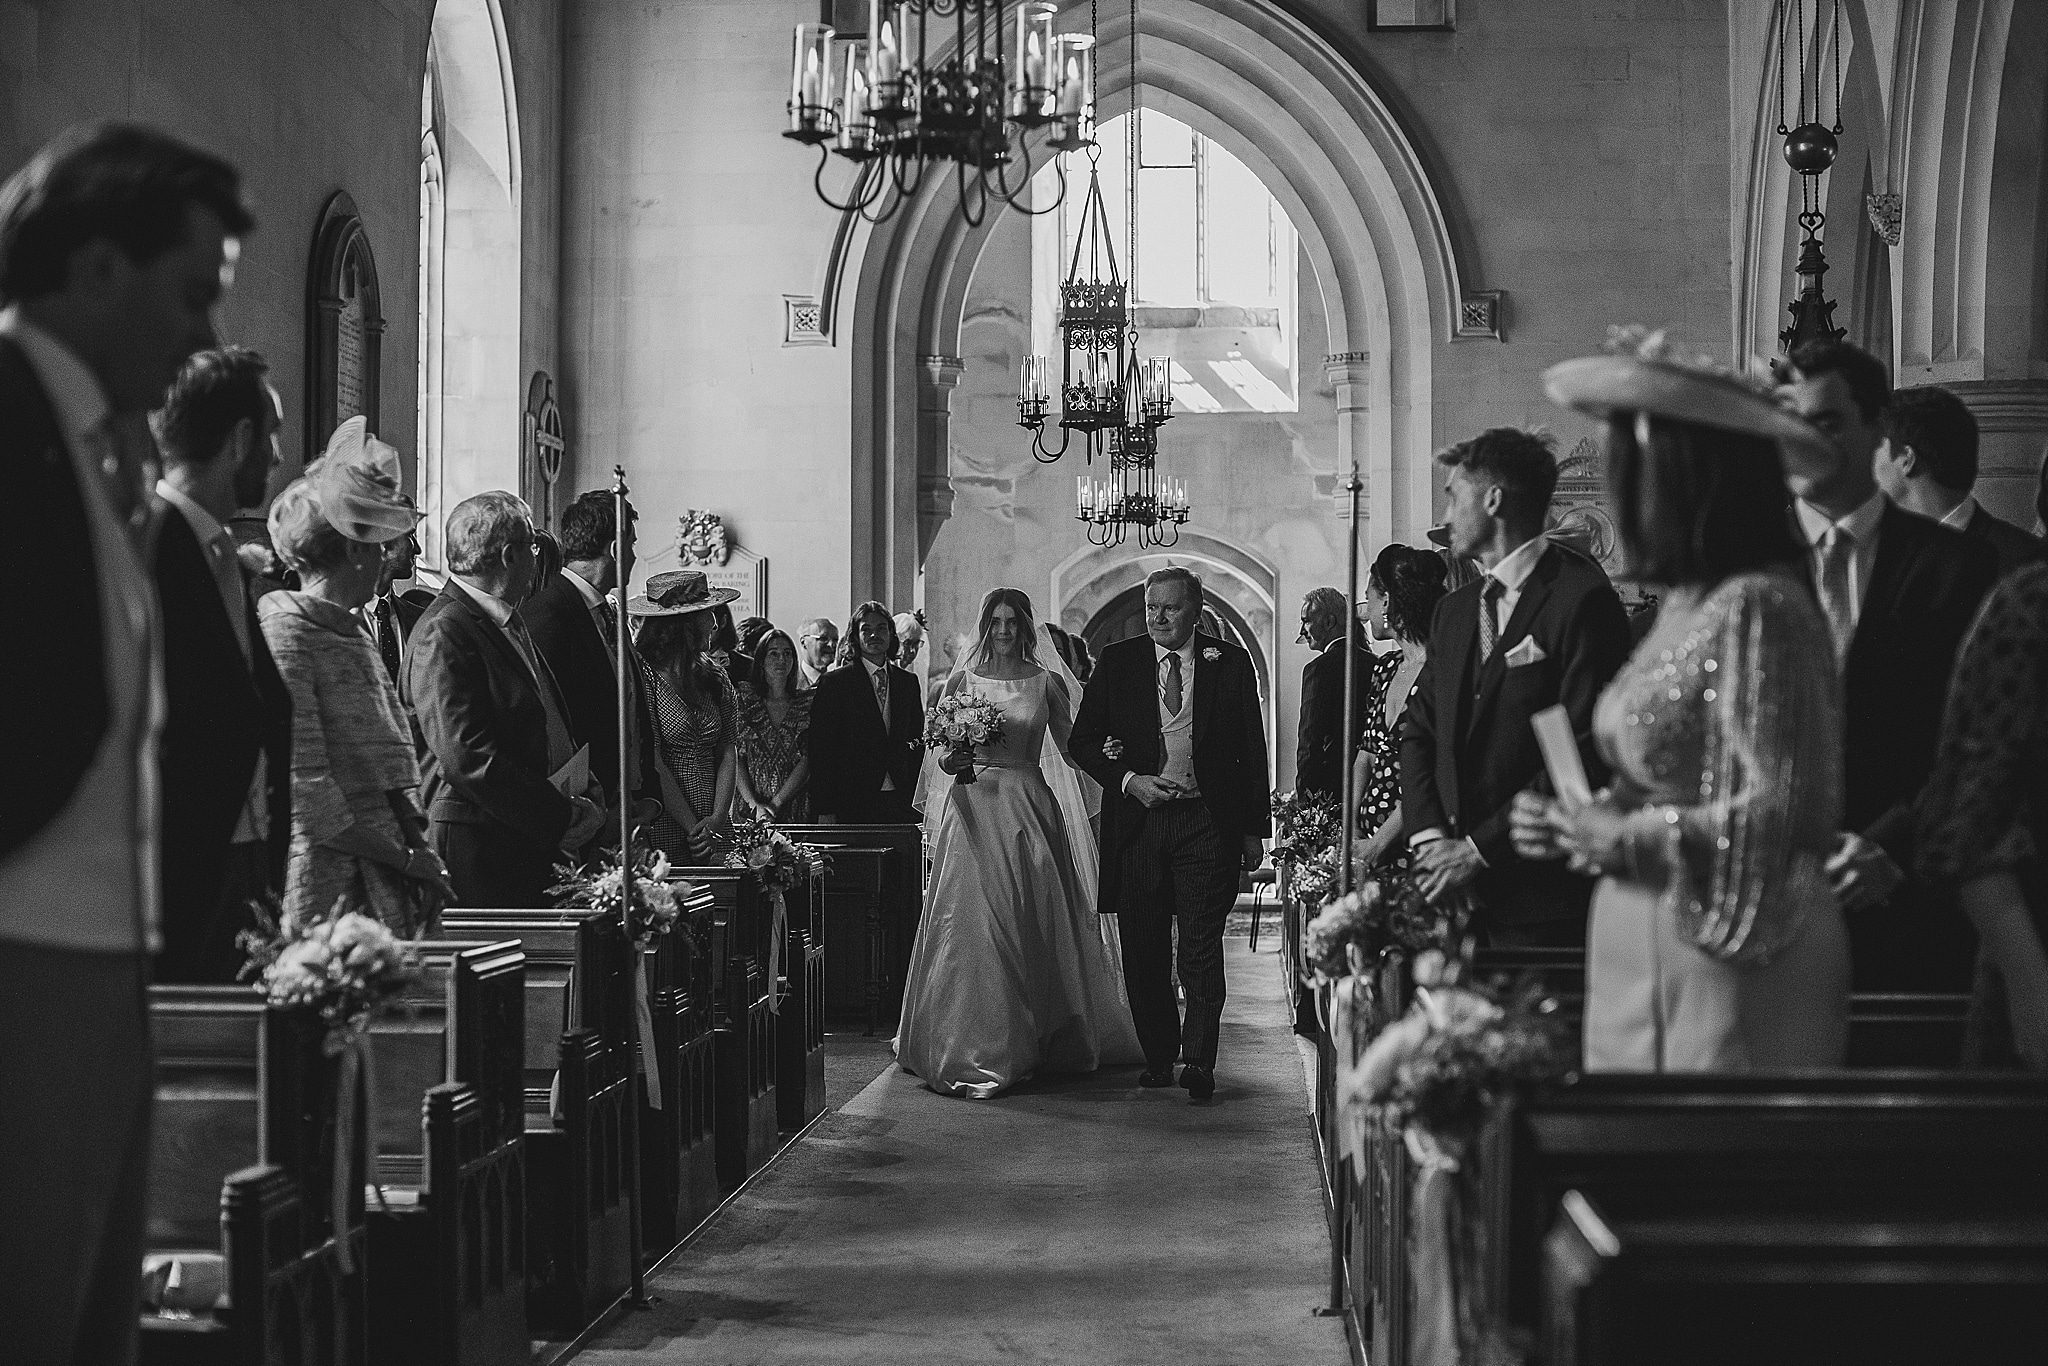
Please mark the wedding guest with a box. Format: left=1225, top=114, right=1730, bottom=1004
left=404, top=492, right=605, bottom=906
left=631, top=571, right=740, bottom=861
left=1293, top=585, right=1373, bottom=801
left=808, top=601, right=924, bottom=825
left=1068, top=634, right=1095, bottom=685
left=1918, top=562, right=2048, bottom=1068
left=1875, top=384, right=2042, bottom=574
left=260, top=422, right=451, bottom=934
left=797, top=616, right=838, bottom=690
left=522, top=488, right=646, bottom=812
left=1400, top=428, right=1633, bottom=947
left=738, top=615, right=773, bottom=658
left=709, top=603, right=749, bottom=681
left=530, top=528, right=563, bottom=598
left=362, top=531, right=426, bottom=685
left=0, top=121, right=252, bottom=1366
left=894, top=610, right=926, bottom=674
left=735, top=628, right=813, bottom=821
left=1517, top=336, right=1849, bottom=1072
left=152, top=346, right=290, bottom=982
left=1778, top=339, right=1999, bottom=990
left=235, top=522, right=294, bottom=597
left=1353, top=549, right=1447, bottom=872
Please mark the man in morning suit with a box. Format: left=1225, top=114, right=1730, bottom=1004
left=1401, top=428, right=1633, bottom=948
left=807, top=601, right=924, bottom=825
left=521, top=487, right=656, bottom=815
left=152, top=346, right=292, bottom=982
left=1293, top=585, right=1373, bottom=800
left=0, top=123, right=253, bottom=1366
left=1873, top=383, right=2043, bottom=576
left=403, top=492, right=607, bottom=906
left=1071, top=566, right=1271, bottom=1102
left=1780, top=340, right=2000, bottom=991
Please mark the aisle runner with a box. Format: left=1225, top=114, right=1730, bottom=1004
left=576, top=940, right=1345, bottom=1365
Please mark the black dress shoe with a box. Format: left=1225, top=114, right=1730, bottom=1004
left=1138, top=1067, right=1176, bottom=1088
left=1180, top=1064, right=1215, bottom=1100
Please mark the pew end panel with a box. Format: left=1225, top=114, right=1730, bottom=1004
left=1543, top=1189, right=2048, bottom=1366
left=778, top=823, right=924, bottom=1032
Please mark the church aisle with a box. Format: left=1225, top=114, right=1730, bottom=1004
left=574, top=938, right=1346, bottom=1364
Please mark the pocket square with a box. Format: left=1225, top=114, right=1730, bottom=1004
left=1504, top=638, right=1548, bottom=668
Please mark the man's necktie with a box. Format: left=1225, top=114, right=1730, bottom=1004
left=374, top=595, right=403, bottom=683
left=598, top=597, right=619, bottom=649
left=1163, top=652, right=1184, bottom=716
left=873, top=664, right=890, bottom=721
left=1817, top=528, right=1856, bottom=663
left=1477, top=577, right=1506, bottom=665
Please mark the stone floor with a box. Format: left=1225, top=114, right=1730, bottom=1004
left=571, top=938, right=1343, bottom=1365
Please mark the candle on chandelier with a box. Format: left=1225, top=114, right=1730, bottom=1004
left=838, top=44, right=874, bottom=154
left=875, top=19, right=899, bottom=82
left=789, top=24, right=835, bottom=137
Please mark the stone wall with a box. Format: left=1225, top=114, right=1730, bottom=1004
left=0, top=0, right=563, bottom=503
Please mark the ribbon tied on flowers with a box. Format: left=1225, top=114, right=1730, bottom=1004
left=633, top=945, right=663, bottom=1110
left=767, top=887, right=789, bottom=1015
left=328, top=1024, right=386, bottom=1274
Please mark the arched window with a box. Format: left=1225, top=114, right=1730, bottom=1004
left=418, top=50, right=447, bottom=570
left=1039, top=109, right=1299, bottom=414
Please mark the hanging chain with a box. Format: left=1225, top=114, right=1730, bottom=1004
left=1774, top=0, right=1788, bottom=134
left=1126, top=0, right=1139, bottom=318
left=1830, top=0, right=1843, bottom=133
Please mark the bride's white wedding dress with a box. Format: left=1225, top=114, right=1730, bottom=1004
left=894, top=666, right=1144, bottom=1097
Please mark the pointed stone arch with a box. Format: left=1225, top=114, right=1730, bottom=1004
left=842, top=0, right=1479, bottom=606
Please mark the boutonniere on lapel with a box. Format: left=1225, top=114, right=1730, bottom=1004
left=1201, top=647, right=1222, bottom=662
left=1504, top=638, right=1548, bottom=668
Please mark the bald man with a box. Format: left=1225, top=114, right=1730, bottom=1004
left=797, top=617, right=838, bottom=690
left=893, top=612, right=925, bottom=673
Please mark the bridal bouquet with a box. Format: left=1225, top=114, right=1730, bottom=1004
left=238, top=898, right=421, bottom=1034
left=550, top=840, right=690, bottom=949
left=923, top=692, right=1005, bottom=785
left=725, top=814, right=832, bottom=890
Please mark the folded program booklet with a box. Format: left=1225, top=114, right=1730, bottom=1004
left=1531, top=705, right=1593, bottom=808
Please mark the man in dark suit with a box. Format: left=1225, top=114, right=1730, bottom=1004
left=0, top=123, right=254, bottom=1366
left=521, top=487, right=655, bottom=813
left=808, top=601, right=924, bottom=824
left=1401, top=428, right=1633, bottom=948
left=152, top=346, right=291, bottom=982
left=1781, top=341, right=2000, bottom=990
left=403, top=492, right=606, bottom=906
left=1874, top=383, right=2042, bottom=575
left=1071, top=566, right=1269, bottom=1101
left=362, top=528, right=426, bottom=684
left=1293, top=585, right=1372, bottom=800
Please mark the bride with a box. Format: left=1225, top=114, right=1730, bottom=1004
left=894, top=588, right=1144, bottom=1097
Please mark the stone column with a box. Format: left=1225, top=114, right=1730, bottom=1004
left=1324, top=352, right=1385, bottom=549
left=915, top=355, right=965, bottom=572
left=1953, top=381, right=2048, bottom=530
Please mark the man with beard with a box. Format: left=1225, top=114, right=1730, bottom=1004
left=152, top=345, right=291, bottom=981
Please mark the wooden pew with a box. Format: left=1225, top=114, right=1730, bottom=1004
left=637, top=882, right=720, bottom=1249
left=364, top=940, right=529, bottom=1366
left=437, top=909, right=633, bottom=1334
left=809, top=841, right=889, bottom=1034
left=661, top=866, right=779, bottom=1189
left=777, top=873, right=828, bottom=1132
left=142, top=988, right=366, bottom=1366
left=777, top=823, right=924, bottom=1031
left=1466, top=946, right=1972, bottom=1068
left=1492, top=1073, right=2048, bottom=1347
left=1543, top=1190, right=2048, bottom=1366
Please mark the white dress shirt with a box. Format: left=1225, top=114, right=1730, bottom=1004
left=0, top=307, right=163, bottom=951
left=1482, top=534, right=1552, bottom=640
left=1795, top=490, right=1887, bottom=634
left=1938, top=497, right=1978, bottom=532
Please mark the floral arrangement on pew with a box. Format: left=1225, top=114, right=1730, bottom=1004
left=1301, top=876, right=1456, bottom=985
left=923, top=692, right=1006, bottom=784
left=1352, top=950, right=1575, bottom=1366
left=725, top=814, right=834, bottom=1013
left=238, top=899, right=424, bottom=1269
left=551, top=840, right=699, bottom=1110
left=1269, top=788, right=1340, bottom=877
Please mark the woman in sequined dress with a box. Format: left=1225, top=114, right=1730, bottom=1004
left=1353, top=546, right=1447, bottom=872
left=1513, top=339, right=1849, bottom=1072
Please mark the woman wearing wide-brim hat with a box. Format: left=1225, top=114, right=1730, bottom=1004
left=1508, top=327, right=1851, bottom=1073
left=627, top=569, right=743, bottom=863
